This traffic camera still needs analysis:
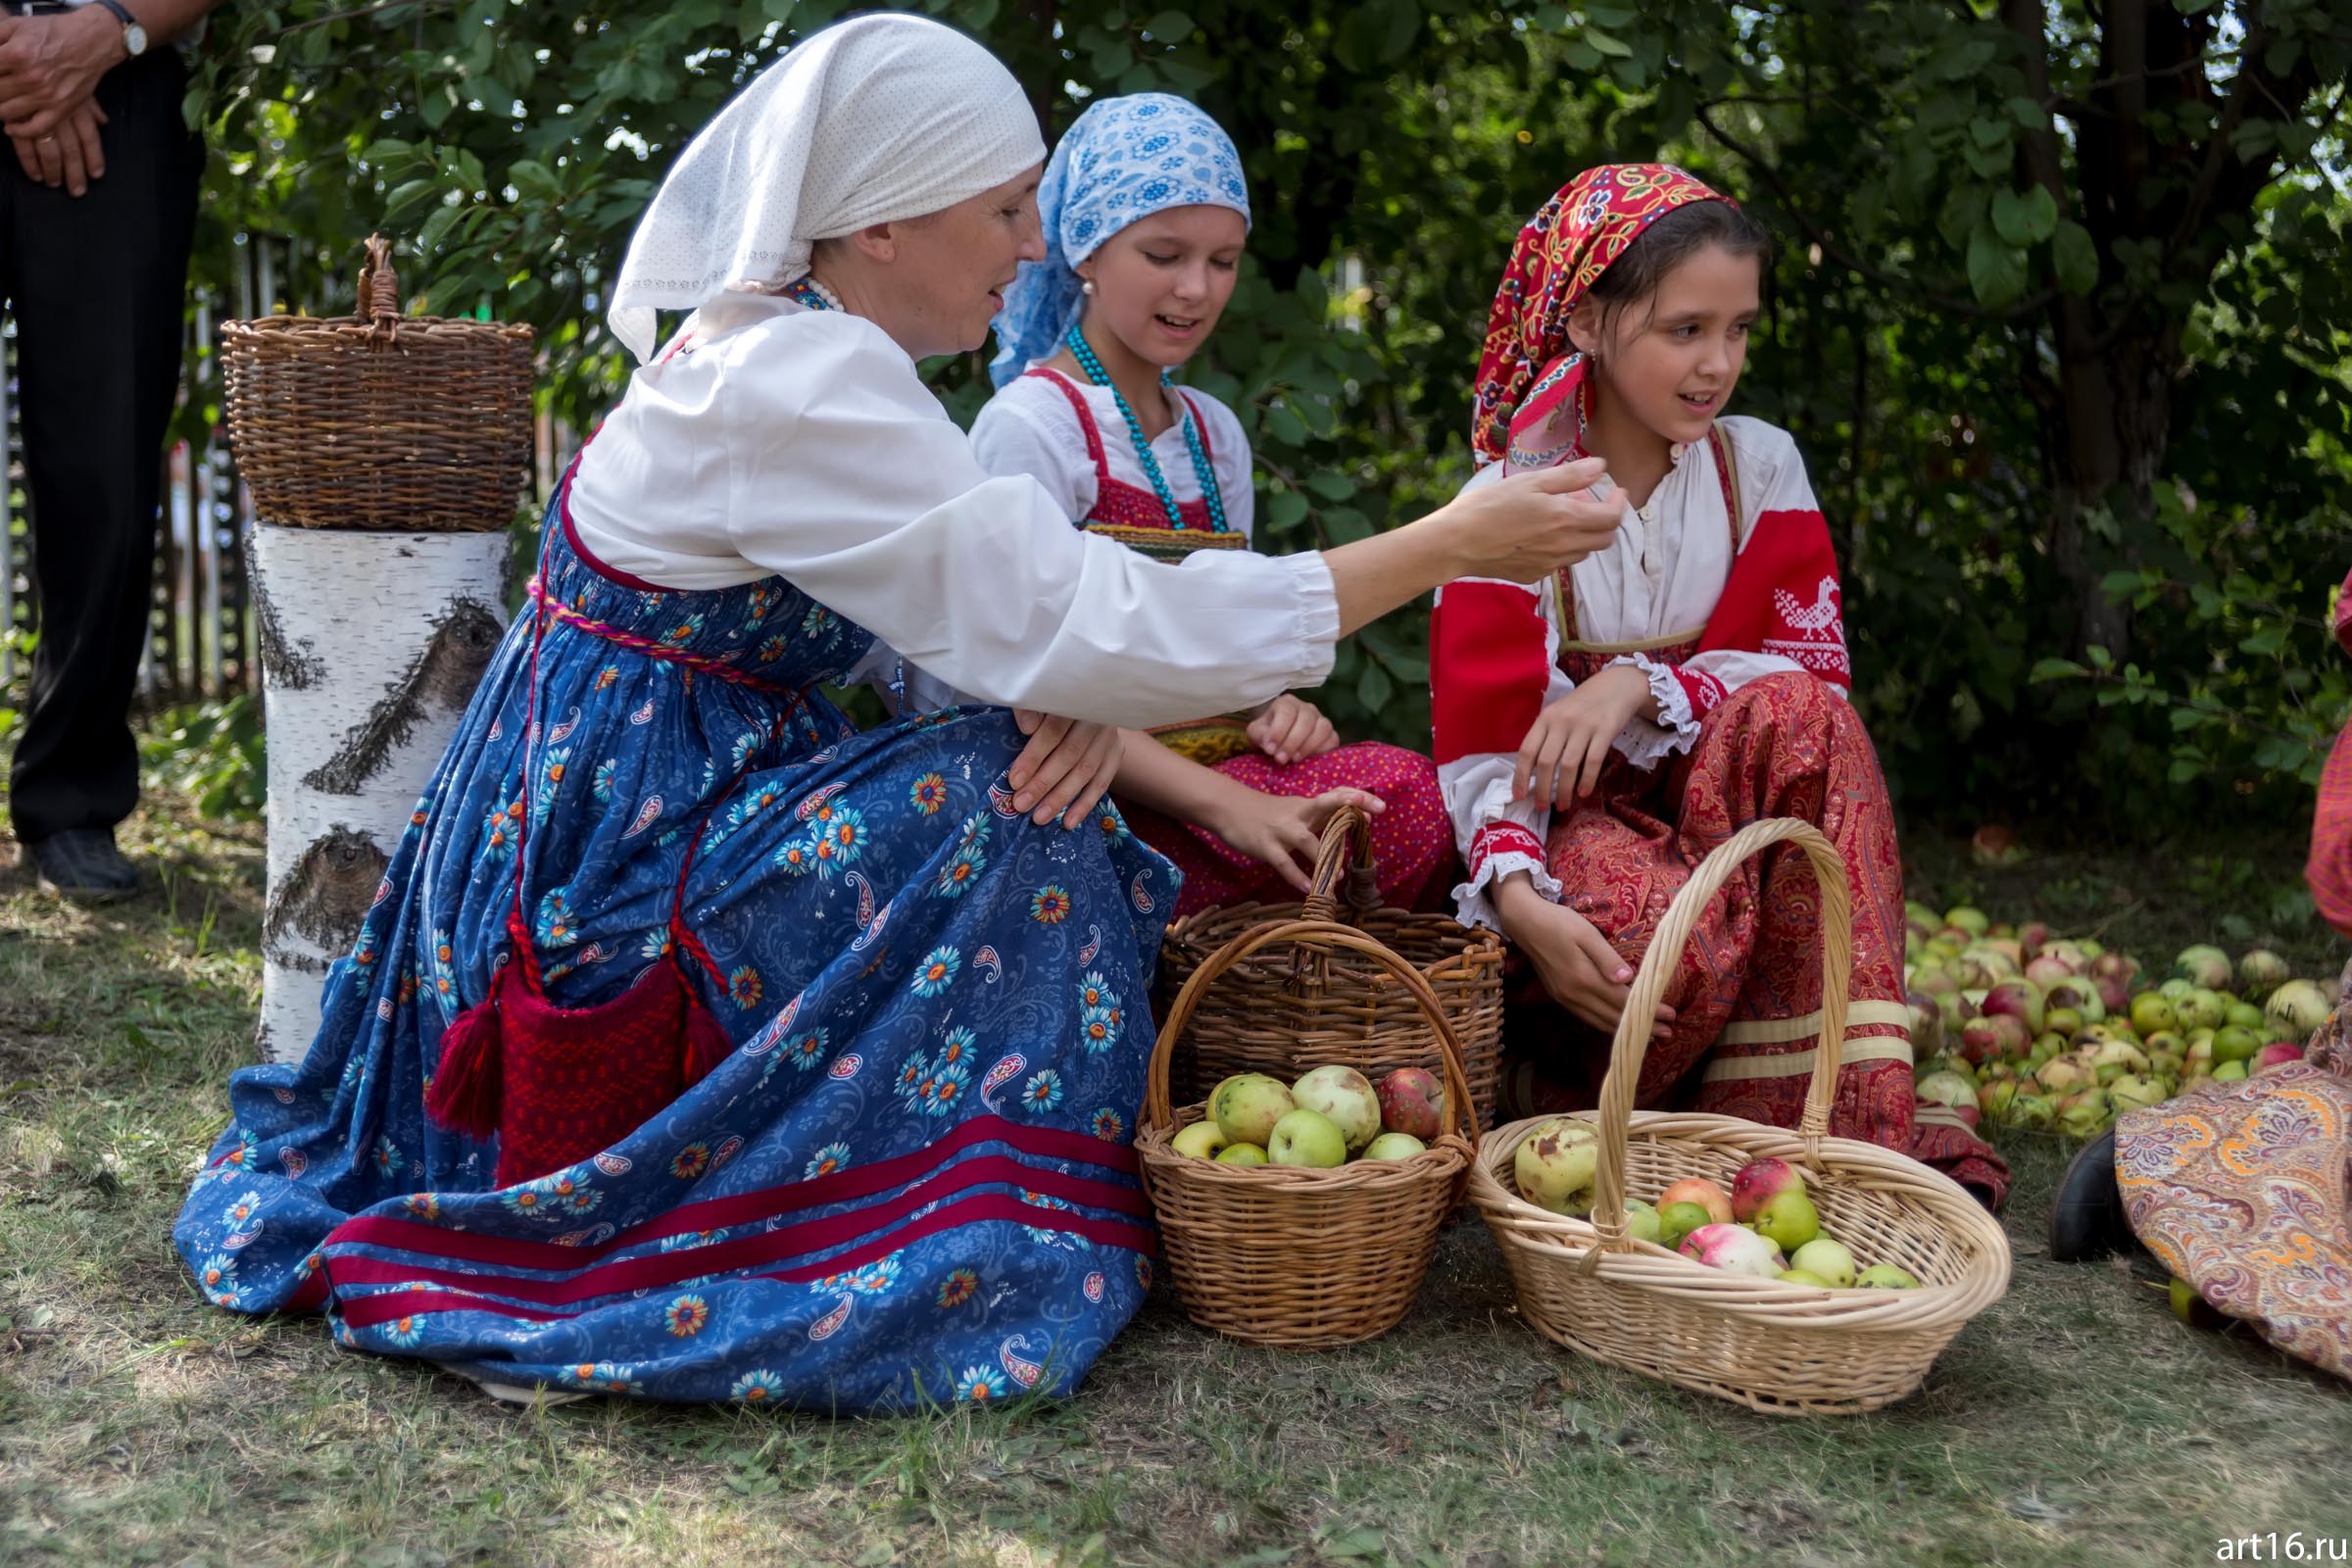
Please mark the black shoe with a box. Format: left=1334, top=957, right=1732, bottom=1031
left=26, top=829, right=138, bottom=903
left=2048, top=1128, right=2133, bottom=1262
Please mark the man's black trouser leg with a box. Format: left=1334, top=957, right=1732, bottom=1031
left=4, top=49, right=202, bottom=844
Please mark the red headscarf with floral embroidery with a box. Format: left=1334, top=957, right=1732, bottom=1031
left=1470, top=164, right=1731, bottom=468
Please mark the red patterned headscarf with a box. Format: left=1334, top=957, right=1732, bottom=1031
left=1470, top=164, right=1730, bottom=468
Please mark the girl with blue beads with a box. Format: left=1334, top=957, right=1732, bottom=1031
left=972, top=94, right=1452, bottom=918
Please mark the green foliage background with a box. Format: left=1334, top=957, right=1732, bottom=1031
left=184, top=0, right=2352, bottom=838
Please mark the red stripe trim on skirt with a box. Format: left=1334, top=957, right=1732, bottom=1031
left=331, top=1192, right=1158, bottom=1330
left=322, top=1113, right=1134, bottom=1271
left=323, top=1152, right=1149, bottom=1307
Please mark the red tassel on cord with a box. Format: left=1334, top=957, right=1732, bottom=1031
left=424, top=964, right=506, bottom=1140
left=681, top=986, right=734, bottom=1086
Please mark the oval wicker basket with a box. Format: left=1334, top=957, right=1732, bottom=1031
left=221, top=234, right=534, bottom=531
left=1135, top=915, right=1482, bottom=1348
left=1157, top=808, right=1505, bottom=1126
left=1466, top=817, right=2012, bottom=1415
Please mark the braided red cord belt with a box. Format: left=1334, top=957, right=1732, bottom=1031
left=527, top=576, right=807, bottom=698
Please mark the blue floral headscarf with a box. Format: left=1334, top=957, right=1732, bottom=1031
left=986, top=93, right=1250, bottom=387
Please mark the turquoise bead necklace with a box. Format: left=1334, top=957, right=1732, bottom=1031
left=1063, top=323, right=1227, bottom=533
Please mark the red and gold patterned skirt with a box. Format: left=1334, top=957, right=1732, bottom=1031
left=1502, top=672, right=2010, bottom=1204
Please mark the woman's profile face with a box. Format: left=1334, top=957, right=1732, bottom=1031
left=891, top=167, right=1048, bottom=358
left=1078, top=205, right=1247, bottom=370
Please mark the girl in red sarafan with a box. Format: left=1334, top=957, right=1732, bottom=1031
left=1430, top=163, right=2008, bottom=1202
left=971, top=94, right=1450, bottom=920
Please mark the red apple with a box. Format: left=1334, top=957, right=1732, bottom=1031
left=2025, top=955, right=2079, bottom=989
left=2254, top=1042, right=2306, bottom=1075
left=1657, top=1176, right=1734, bottom=1227
left=1980, top=980, right=2046, bottom=1036
left=1959, top=1012, right=2029, bottom=1065
left=1374, top=1066, right=1446, bottom=1141
left=1730, top=1157, right=1805, bottom=1223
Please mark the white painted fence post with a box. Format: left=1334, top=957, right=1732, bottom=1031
left=252, top=524, right=512, bottom=1064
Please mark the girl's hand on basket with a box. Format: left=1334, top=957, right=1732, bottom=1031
left=1009, top=710, right=1123, bottom=828
left=1494, top=878, right=1675, bottom=1041
left=1513, top=665, right=1650, bottom=810
left=1209, top=787, right=1385, bottom=894
left=1245, top=694, right=1340, bottom=765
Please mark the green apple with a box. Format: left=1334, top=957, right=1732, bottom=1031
left=1623, top=1199, right=1661, bottom=1246
left=2177, top=989, right=2229, bottom=1032
left=1266, top=1107, right=1347, bottom=1168
left=1215, top=1142, right=1268, bottom=1166
left=1788, top=1237, right=1859, bottom=1289
left=1657, top=1200, right=1712, bottom=1252
left=2129, top=993, right=2177, bottom=1036
left=1856, top=1262, right=1922, bottom=1289
left=1751, top=1188, right=1821, bottom=1252
left=1777, top=1269, right=1832, bottom=1288
left=1211, top=1073, right=1295, bottom=1148
left=1172, top=1120, right=1229, bottom=1160
left=2211, top=1026, right=2261, bottom=1064
left=2212, top=1059, right=2250, bottom=1082
left=1360, top=1132, right=1427, bottom=1161
left=1513, top=1118, right=1600, bottom=1214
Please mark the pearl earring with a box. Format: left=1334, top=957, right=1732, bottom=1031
left=1081, top=278, right=1096, bottom=296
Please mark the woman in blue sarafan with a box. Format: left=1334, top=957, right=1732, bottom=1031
left=171, top=15, right=1615, bottom=1410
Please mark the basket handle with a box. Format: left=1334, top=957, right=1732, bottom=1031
left=1298, top=804, right=1382, bottom=926
left=1144, top=914, right=1482, bottom=1151
left=1582, top=817, right=1852, bottom=1263
left=356, top=233, right=401, bottom=340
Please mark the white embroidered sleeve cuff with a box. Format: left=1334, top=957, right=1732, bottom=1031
left=1451, top=821, right=1562, bottom=932
left=1610, top=651, right=1703, bottom=770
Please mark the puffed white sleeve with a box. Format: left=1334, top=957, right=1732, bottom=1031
left=718, top=315, right=1340, bottom=725
left=1428, top=466, right=1575, bottom=931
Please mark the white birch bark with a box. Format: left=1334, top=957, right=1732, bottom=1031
left=252, top=524, right=512, bottom=1064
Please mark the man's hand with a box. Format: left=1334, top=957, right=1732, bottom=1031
left=1245, top=694, right=1339, bottom=765
left=11, top=93, right=102, bottom=194
left=0, top=9, right=122, bottom=142
left=1008, top=710, right=1122, bottom=829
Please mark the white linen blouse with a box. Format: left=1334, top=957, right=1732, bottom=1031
left=967, top=365, right=1256, bottom=538
left=1439, top=415, right=1841, bottom=931
left=564, top=293, right=1336, bottom=727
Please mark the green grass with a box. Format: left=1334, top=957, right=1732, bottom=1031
left=3, top=800, right=2350, bottom=1567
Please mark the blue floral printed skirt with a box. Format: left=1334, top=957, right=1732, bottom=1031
left=172, top=486, right=1179, bottom=1409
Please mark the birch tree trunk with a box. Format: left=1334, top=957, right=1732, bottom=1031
left=253, top=523, right=512, bottom=1064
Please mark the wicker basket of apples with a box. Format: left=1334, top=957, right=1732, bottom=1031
left=1135, top=913, right=1480, bottom=1348
left=1466, top=817, right=2014, bottom=1415
left=1157, top=808, right=1506, bottom=1127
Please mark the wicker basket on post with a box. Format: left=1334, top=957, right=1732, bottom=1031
left=1157, top=808, right=1506, bottom=1125
left=1135, top=915, right=1481, bottom=1348
left=221, top=233, right=534, bottom=531
left=1466, top=817, right=2012, bottom=1415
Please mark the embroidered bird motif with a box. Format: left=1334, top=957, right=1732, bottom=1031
left=1771, top=575, right=1844, bottom=642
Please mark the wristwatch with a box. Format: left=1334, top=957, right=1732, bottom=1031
left=90, top=0, right=147, bottom=58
